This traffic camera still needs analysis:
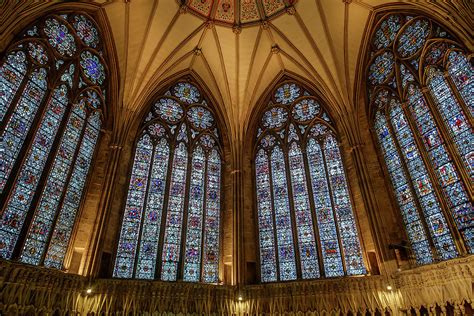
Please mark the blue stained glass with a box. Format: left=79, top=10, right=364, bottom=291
left=27, top=42, right=49, bottom=65
left=80, top=51, right=106, bottom=85
left=113, top=135, right=153, bottom=278
left=154, top=97, right=184, bottom=123
left=255, top=148, right=277, bottom=282
left=43, top=18, right=76, bottom=57
left=447, top=51, right=474, bottom=117
left=270, top=147, right=297, bottom=281
left=373, top=15, right=402, bottom=50
left=261, top=106, right=288, bottom=129
left=427, top=70, right=473, bottom=180
left=396, top=18, right=430, bottom=58
left=407, top=85, right=474, bottom=252
left=323, top=136, right=365, bottom=275
left=72, top=15, right=100, bottom=48
left=0, top=85, right=68, bottom=260
left=44, top=112, right=101, bottom=268
left=20, top=104, right=86, bottom=265
left=0, top=51, right=28, bottom=122
left=275, top=83, right=301, bottom=104
left=202, top=149, right=221, bottom=283
left=135, top=138, right=170, bottom=279
left=307, top=138, right=344, bottom=277
left=368, top=52, right=394, bottom=85
left=288, top=142, right=320, bottom=279
left=187, top=106, right=214, bottom=129
left=183, top=147, right=206, bottom=282
left=161, top=142, right=188, bottom=281
left=374, top=112, right=433, bottom=264
left=292, top=98, right=320, bottom=122
left=0, top=68, right=48, bottom=193
left=389, top=101, right=457, bottom=260
left=173, top=82, right=200, bottom=104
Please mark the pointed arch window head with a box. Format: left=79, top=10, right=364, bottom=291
left=113, top=80, right=223, bottom=283
left=367, top=13, right=473, bottom=264
left=0, top=12, right=107, bottom=268
left=255, top=80, right=366, bottom=283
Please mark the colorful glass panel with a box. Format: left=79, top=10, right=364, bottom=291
left=368, top=52, right=394, bottom=85
left=173, top=82, right=200, bottom=104
left=27, top=42, right=49, bottom=65
left=187, top=106, right=214, bottom=129
left=72, top=14, right=100, bottom=48
left=0, top=85, right=68, bottom=259
left=407, top=85, right=474, bottom=252
left=374, top=112, right=433, bottom=264
left=154, top=97, right=184, bottom=123
left=135, top=138, right=170, bottom=279
left=113, top=135, right=153, bottom=278
left=183, top=147, right=206, bottom=282
left=427, top=70, right=473, bottom=180
left=0, top=51, right=28, bottom=122
left=389, top=100, right=457, bottom=260
left=323, top=136, right=365, bottom=275
left=0, top=68, right=48, bottom=193
left=202, top=149, right=221, bottom=283
left=80, top=51, right=106, bottom=85
left=261, top=106, right=288, bottom=129
left=161, top=142, right=188, bottom=281
left=270, top=146, right=297, bottom=281
left=373, top=15, right=402, bottom=50
left=20, top=103, right=86, bottom=265
left=43, top=18, right=76, bottom=57
left=255, top=148, right=277, bottom=282
left=292, top=98, right=320, bottom=122
left=44, top=112, right=101, bottom=268
left=396, top=18, right=430, bottom=58
left=447, top=51, right=474, bottom=117
left=307, top=138, right=344, bottom=277
left=288, top=142, right=320, bottom=279
left=275, top=83, right=301, bottom=104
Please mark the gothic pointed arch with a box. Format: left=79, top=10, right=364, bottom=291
left=0, top=9, right=114, bottom=270
left=113, top=76, right=225, bottom=283
left=365, top=11, right=473, bottom=264
left=253, top=77, right=367, bottom=282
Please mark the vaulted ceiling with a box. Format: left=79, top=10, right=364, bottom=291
left=2, top=1, right=471, bottom=142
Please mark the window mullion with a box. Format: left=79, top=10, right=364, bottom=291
left=155, top=141, right=176, bottom=280
left=399, top=101, right=467, bottom=255
left=301, top=140, right=326, bottom=278
left=132, top=138, right=158, bottom=278
left=36, top=109, right=91, bottom=266
left=384, top=110, right=439, bottom=261
left=319, top=138, right=348, bottom=276
left=199, top=151, right=209, bottom=282
left=443, top=71, right=474, bottom=125
left=282, top=145, right=303, bottom=280
left=10, top=97, right=74, bottom=260
left=0, top=65, right=33, bottom=135
left=177, top=142, right=193, bottom=281
left=267, top=147, right=284, bottom=281
left=420, top=87, right=473, bottom=198
left=0, top=69, right=54, bottom=206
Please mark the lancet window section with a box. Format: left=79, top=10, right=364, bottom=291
left=113, top=81, right=222, bottom=283
left=0, top=13, right=107, bottom=269
left=255, top=82, right=366, bottom=282
left=367, top=13, right=473, bottom=264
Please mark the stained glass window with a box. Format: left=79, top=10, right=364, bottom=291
left=367, top=13, right=473, bottom=262
left=255, top=82, right=366, bottom=282
left=113, top=80, right=223, bottom=283
left=0, top=13, right=106, bottom=268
